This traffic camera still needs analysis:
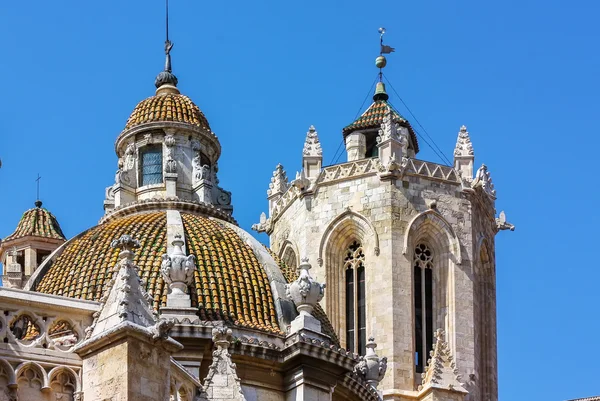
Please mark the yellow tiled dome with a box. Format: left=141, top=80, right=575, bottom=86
left=33, top=212, right=281, bottom=334
left=124, top=93, right=211, bottom=131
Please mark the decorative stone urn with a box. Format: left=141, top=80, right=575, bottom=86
left=286, top=257, right=325, bottom=317
left=161, top=234, right=196, bottom=307
left=286, top=258, right=326, bottom=334
left=354, top=337, right=388, bottom=389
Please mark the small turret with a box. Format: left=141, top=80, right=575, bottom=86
left=0, top=200, right=66, bottom=289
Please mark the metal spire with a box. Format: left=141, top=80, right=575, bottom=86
left=164, top=0, right=173, bottom=72
left=374, top=28, right=392, bottom=101
left=155, top=0, right=179, bottom=91
left=35, top=173, right=42, bottom=208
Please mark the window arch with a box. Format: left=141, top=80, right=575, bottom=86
left=414, top=243, right=434, bottom=374
left=344, top=241, right=366, bottom=355
left=281, top=245, right=298, bottom=272
left=140, top=145, right=163, bottom=186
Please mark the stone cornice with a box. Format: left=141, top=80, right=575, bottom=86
left=115, top=121, right=221, bottom=160
left=99, top=198, right=237, bottom=225
left=0, top=287, right=100, bottom=313
left=268, top=157, right=462, bottom=227
left=73, top=321, right=182, bottom=357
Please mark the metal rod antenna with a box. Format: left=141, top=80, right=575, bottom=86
left=166, top=0, right=170, bottom=42
left=35, top=173, right=41, bottom=201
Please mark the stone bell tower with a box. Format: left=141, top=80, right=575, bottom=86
left=255, top=29, right=514, bottom=401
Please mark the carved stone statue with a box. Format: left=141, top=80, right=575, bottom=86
left=199, top=164, right=211, bottom=181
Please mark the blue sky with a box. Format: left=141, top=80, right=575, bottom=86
left=0, top=1, right=598, bottom=399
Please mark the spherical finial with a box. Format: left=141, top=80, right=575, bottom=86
left=375, top=55, right=387, bottom=69
left=378, top=27, right=386, bottom=35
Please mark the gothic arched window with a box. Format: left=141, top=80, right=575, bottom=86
left=281, top=246, right=298, bottom=272
left=414, top=243, right=434, bottom=373
left=140, top=145, right=163, bottom=186
left=345, top=241, right=366, bottom=355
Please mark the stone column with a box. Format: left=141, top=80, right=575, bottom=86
left=113, top=183, right=135, bottom=208
left=23, top=247, right=36, bottom=277
left=194, top=179, right=213, bottom=203
left=284, top=367, right=335, bottom=401
left=165, top=172, right=178, bottom=197
left=345, top=132, right=366, bottom=161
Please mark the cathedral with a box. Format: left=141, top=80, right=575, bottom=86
left=0, top=20, right=514, bottom=401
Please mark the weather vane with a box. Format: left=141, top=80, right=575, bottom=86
left=376, top=27, right=395, bottom=81
left=164, top=0, right=173, bottom=72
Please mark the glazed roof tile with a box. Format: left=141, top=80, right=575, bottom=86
left=124, top=93, right=211, bottom=131
left=34, top=212, right=283, bottom=335
left=4, top=204, right=66, bottom=242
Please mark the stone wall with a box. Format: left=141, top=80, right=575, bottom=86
left=268, top=159, right=497, bottom=401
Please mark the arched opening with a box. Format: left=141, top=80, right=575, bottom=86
left=320, top=211, right=378, bottom=350
left=413, top=243, right=434, bottom=374
left=50, top=369, right=77, bottom=401
left=0, top=359, right=16, bottom=399
left=344, top=241, right=366, bottom=354
left=281, top=244, right=298, bottom=272
left=16, top=362, right=46, bottom=400
left=405, top=210, right=459, bottom=380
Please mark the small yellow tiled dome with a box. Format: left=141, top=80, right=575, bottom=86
left=124, top=93, right=211, bottom=131
left=4, top=201, right=66, bottom=242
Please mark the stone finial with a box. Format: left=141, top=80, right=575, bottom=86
left=303, top=125, right=323, bottom=157
left=197, top=327, right=246, bottom=401
left=454, top=125, right=475, bottom=182
left=454, top=125, right=474, bottom=157
left=212, top=326, right=233, bottom=349
left=419, top=329, right=467, bottom=393
left=471, top=164, right=496, bottom=199
left=286, top=258, right=325, bottom=317
left=353, top=337, right=388, bottom=389
left=267, top=164, right=289, bottom=197
left=110, top=234, right=140, bottom=259
left=496, top=211, right=515, bottom=232
left=377, top=109, right=401, bottom=143
left=161, top=234, right=196, bottom=306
